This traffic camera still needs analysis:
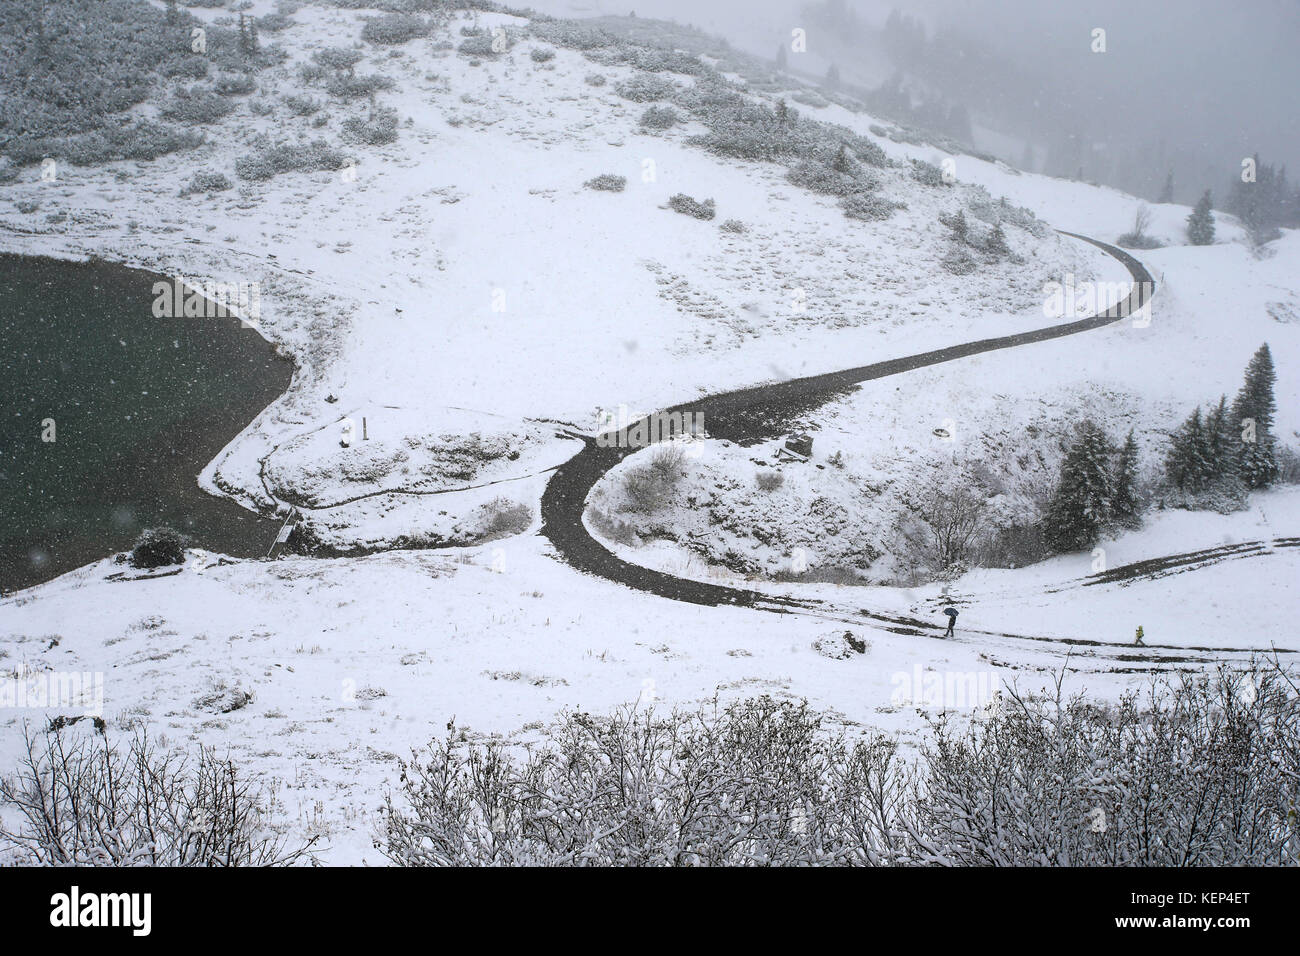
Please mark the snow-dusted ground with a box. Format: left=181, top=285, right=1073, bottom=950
left=2, top=3, right=1298, bottom=864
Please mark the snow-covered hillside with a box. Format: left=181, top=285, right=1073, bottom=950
left=2, top=2, right=1298, bottom=865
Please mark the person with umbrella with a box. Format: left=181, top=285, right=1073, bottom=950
left=942, top=606, right=958, bottom=637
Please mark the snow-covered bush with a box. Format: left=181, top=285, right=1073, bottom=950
left=379, top=696, right=907, bottom=866
left=940, top=245, right=979, bottom=274
left=311, top=46, right=365, bottom=75
left=528, top=20, right=615, bottom=52
left=584, top=173, right=626, bottom=192
left=283, top=94, right=322, bottom=116
left=756, top=469, right=785, bottom=491
left=180, top=170, right=233, bottom=196
left=342, top=107, right=400, bottom=145
left=621, top=444, right=687, bottom=512
left=160, top=87, right=236, bottom=124
left=785, top=157, right=870, bottom=196
left=457, top=35, right=501, bottom=57
left=639, top=105, right=679, bottom=129
left=130, top=527, right=186, bottom=569
left=325, top=73, right=395, bottom=99
left=361, top=12, right=430, bottom=45
left=378, top=664, right=1300, bottom=866
left=0, top=727, right=315, bottom=866
left=909, top=158, right=948, bottom=187
left=615, top=73, right=677, bottom=103
left=234, top=139, right=350, bottom=181
left=213, top=72, right=256, bottom=96
left=529, top=46, right=556, bottom=63
left=841, top=191, right=904, bottom=222
left=470, top=497, right=531, bottom=542
left=667, top=193, right=715, bottom=221
left=719, top=218, right=746, bottom=233
left=812, top=630, right=869, bottom=659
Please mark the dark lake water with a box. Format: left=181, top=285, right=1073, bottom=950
left=0, top=254, right=295, bottom=592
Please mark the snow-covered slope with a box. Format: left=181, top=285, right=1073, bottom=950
left=2, top=2, right=1297, bottom=864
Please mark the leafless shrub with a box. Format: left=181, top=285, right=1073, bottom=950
left=756, top=470, right=785, bottom=492
left=378, top=696, right=910, bottom=866
left=0, top=726, right=315, bottom=866
left=620, top=441, right=688, bottom=511
left=1276, top=444, right=1300, bottom=484
left=473, top=497, right=531, bottom=542
left=910, top=664, right=1300, bottom=865
left=901, top=481, right=990, bottom=573
left=378, top=663, right=1300, bottom=866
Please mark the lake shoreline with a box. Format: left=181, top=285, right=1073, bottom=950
left=0, top=251, right=296, bottom=593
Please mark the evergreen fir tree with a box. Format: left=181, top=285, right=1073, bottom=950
left=831, top=143, right=853, bottom=174
left=946, top=208, right=968, bottom=243
left=776, top=44, right=788, bottom=71
left=1111, top=429, right=1140, bottom=526
left=1045, top=421, right=1115, bottom=552
left=1158, top=170, right=1174, bottom=204
left=1186, top=190, right=1215, bottom=245
left=1231, top=344, right=1280, bottom=488
left=1205, top=394, right=1240, bottom=485
left=825, top=64, right=841, bottom=89
left=1165, top=406, right=1214, bottom=491
left=985, top=222, right=1010, bottom=258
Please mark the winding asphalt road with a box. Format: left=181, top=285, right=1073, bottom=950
left=541, top=231, right=1154, bottom=609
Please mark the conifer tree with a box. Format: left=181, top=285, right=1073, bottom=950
left=985, top=222, right=1010, bottom=258
left=832, top=143, right=853, bottom=174
left=1205, top=394, right=1240, bottom=485
left=1231, top=344, right=1279, bottom=488
left=1165, top=406, right=1214, bottom=491
left=1186, top=189, right=1215, bottom=245
left=1111, top=429, right=1140, bottom=526
left=1045, top=421, right=1115, bottom=551
left=1158, top=170, right=1174, bottom=204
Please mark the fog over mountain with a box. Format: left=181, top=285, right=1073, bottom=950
left=537, top=0, right=1300, bottom=203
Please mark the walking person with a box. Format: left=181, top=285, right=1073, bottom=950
left=1134, top=625, right=1145, bottom=647
left=943, top=606, right=958, bottom=637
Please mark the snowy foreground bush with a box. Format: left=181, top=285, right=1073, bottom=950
left=379, top=664, right=1300, bottom=866
left=0, top=728, right=315, bottom=866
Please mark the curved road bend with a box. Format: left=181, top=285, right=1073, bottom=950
left=541, top=232, right=1153, bottom=613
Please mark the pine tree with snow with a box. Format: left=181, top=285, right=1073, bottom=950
left=831, top=143, right=854, bottom=174
left=825, top=64, right=841, bottom=89
left=1111, top=429, right=1140, bottom=526
left=776, top=44, right=788, bottom=71
left=1045, top=421, right=1115, bottom=552
left=1165, top=406, right=1215, bottom=492
left=1158, top=170, right=1174, bottom=204
left=985, top=222, right=1010, bottom=258
left=1231, top=343, right=1280, bottom=488
left=943, top=208, right=968, bottom=244
left=1205, top=394, right=1241, bottom=485
left=1186, top=190, right=1215, bottom=245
